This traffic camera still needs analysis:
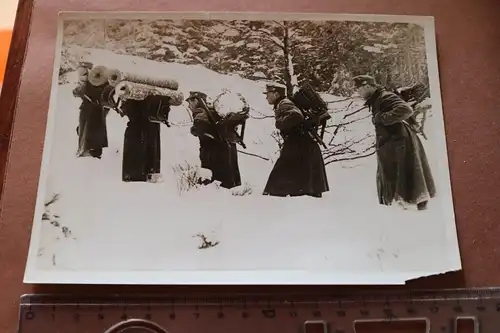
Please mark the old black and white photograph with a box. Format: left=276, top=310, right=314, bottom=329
left=24, top=12, right=462, bottom=284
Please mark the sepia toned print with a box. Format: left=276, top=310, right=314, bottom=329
left=24, top=12, right=461, bottom=284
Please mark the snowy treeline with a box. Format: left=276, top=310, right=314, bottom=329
left=60, top=18, right=429, bottom=97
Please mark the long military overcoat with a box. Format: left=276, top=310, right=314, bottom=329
left=366, top=88, right=436, bottom=206
left=120, top=96, right=166, bottom=182
left=72, top=82, right=109, bottom=157
left=190, top=107, right=246, bottom=189
left=263, top=97, right=329, bottom=198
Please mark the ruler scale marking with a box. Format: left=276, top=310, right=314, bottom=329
left=18, top=288, right=500, bottom=333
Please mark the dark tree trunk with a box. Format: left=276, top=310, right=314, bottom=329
left=282, top=22, right=294, bottom=99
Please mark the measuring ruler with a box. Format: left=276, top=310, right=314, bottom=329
left=18, top=288, right=498, bottom=333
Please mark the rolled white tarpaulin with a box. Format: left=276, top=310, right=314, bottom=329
left=107, top=68, right=179, bottom=91
left=87, top=65, right=109, bottom=87
left=115, top=81, right=184, bottom=106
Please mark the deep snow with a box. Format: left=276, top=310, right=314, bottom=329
left=28, top=47, right=461, bottom=284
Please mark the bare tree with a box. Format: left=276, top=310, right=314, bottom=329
left=321, top=100, right=376, bottom=166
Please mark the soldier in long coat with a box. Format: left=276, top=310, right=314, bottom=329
left=353, top=75, right=436, bottom=210
left=262, top=82, right=329, bottom=198
left=186, top=91, right=248, bottom=189
left=120, top=94, right=171, bottom=182
left=72, top=62, right=109, bottom=159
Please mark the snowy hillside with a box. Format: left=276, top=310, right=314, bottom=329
left=34, top=47, right=456, bottom=283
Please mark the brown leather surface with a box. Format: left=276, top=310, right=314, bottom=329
left=0, top=1, right=499, bottom=333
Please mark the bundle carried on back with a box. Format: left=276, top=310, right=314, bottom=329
left=394, top=82, right=429, bottom=106
left=106, top=68, right=179, bottom=91
left=393, top=82, right=430, bottom=139
left=115, top=81, right=184, bottom=106
left=81, top=63, right=184, bottom=126
left=87, top=65, right=109, bottom=87
left=73, top=62, right=116, bottom=108
left=195, top=92, right=249, bottom=148
left=84, top=64, right=183, bottom=106
left=290, top=82, right=332, bottom=148
left=72, top=79, right=117, bottom=110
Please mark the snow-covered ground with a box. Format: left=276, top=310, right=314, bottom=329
left=26, top=47, right=461, bottom=284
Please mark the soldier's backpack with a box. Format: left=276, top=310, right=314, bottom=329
left=392, top=83, right=430, bottom=137
left=290, top=83, right=332, bottom=145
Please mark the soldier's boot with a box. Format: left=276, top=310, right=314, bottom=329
left=417, top=201, right=428, bottom=211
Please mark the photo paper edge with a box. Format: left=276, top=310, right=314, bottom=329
left=419, top=14, right=463, bottom=272
left=23, top=14, right=66, bottom=284
left=23, top=269, right=426, bottom=285
left=55, top=10, right=436, bottom=24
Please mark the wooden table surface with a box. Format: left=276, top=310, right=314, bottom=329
left=0, top=1, right=499, bottom=333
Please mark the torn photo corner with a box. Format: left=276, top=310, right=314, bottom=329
left=23, top=11, right=462, bottom=285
